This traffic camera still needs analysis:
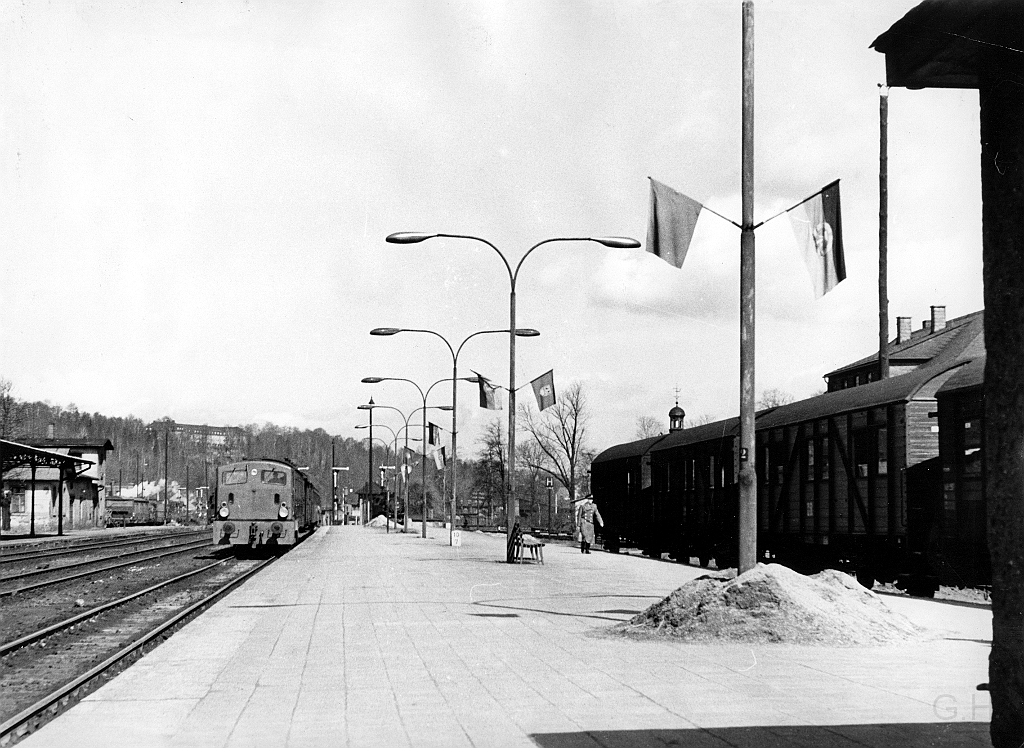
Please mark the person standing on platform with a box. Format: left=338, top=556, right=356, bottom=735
left=575, top=495, right=603, bottom=554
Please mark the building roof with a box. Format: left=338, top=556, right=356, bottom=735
left=650, top=417, right=743, bottom=454
left=937, top=355, right=985, bottom=395
left=871, top=0, right=1024, bottom=90
left=2, top=439, right=94, bottom=481
left=25, top=438, right=114, bottom=452
left=592, top=434, right=669, bottom=465
left=826, top=310, right=982, bottom=379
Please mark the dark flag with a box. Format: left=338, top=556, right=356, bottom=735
left=646, top=177, right=704, bottom=269
left=530, top=369, right=556, bottom=411
left=472, top=371, right=502, bottom=410
left=788, top=180, right=846, bottom=298
left=428, top=422, right=440, bottom=446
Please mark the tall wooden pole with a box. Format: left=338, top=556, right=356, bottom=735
left=878, top=85, right=890, bottom=379
left=506, top=284, right=518, bottom=561
left=737, top=0, right=757, bottom=574
left=980, top=59, right=1024, bottom=748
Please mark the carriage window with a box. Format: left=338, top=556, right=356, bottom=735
left=963, top=418, right=982, bottom=475
left=222, top=469, right=247, bottom=485
left=806, top=441, right=815, bottom=478
left=853, top=429, right=873, bottom=478
left=708, top=455, right=716, bottom=488
left=261, top=470, right=288, bottom=485
left=820, top=436, right=830, bottom=481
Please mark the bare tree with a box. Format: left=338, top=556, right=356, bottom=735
left=0, top=378, right=26, bottom=440
left=519, top=380, right=591, bottom=505
left=634, top=415, right=664, bottom=439
left=474, top=417, right=506, bottom=523
left=757, top=388, right=794, bottom=409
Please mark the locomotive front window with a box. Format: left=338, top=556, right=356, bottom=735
left=261, top=470, right=288, bottom=485
left=222, top=469, right=247, bottom=485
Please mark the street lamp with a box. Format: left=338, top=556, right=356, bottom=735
left=357, top=398, right=376, bottom=525
left=356, top=403, right=424, bottom=533
left=331, top=465, right=349, bottom=525
left=356, top=423, right=402, bottom=531
left=362, top=376, right=454, bottom=538
left=386, top=232, right=640, bottom=561
left=369, top=326, right=539, bottom=545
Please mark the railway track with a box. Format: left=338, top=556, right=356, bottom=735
left=0, top=555, right=273, bottom=746
left=0, top=529, right=208, bottom=566
left=0, top=535, right=215, bottom=597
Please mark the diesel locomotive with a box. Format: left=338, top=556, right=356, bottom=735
left=212, top=458, right=324, bottom=552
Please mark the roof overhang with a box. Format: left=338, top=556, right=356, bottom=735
left=871, top=0, right=1024, bottom=89
left=1, top=439, right=93, bottom=474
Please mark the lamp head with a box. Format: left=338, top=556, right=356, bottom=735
left=386, top=232, right=434, bottom=244
left=593, top=236, right=641, bottom=249
left=370, top=328, right=401, bottom=336
left=361, top=377, right=384, bottom=384
left=437, top=405, right=454, bottom=411
left=514, top=328, right=540, bottom=337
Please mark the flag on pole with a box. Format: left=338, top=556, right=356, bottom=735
left=432, top=447, right=446, bottom=470
left=473, top=371, right=502, bottom=410
left=428, top=422, right=440, bottom=446
left=530, top=369, right=556, bottom=411
left=646, top=178, right=704, bottom=269
left=788, top=180, right=846, bottom=298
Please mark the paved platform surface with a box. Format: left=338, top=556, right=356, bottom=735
left=18, top=525, right=993, bottom=747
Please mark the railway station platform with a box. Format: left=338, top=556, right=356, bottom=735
left=19, top=525, right=992, bottom=747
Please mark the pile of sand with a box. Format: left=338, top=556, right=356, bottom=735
left=617, top=563, right=926, bottom=645
left=366, top=515, right=389, bottom=528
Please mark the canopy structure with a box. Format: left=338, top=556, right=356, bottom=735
left=871, top=0, right=1024, bottom=89
left=0, top=439, right=92, bottom=474
left=0, top=439, right=92, bottom=537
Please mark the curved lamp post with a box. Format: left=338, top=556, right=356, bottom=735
left=370, top=326, right=540, bottom=545
left=355, top=399, right=380, bottom=526
left=362, top=376, right=453, bottom=538
left=386, top=232, right=640, bottom=561
left=357, top=422, right=423, bottom=531
left=356, top=424, right=398, bottom=531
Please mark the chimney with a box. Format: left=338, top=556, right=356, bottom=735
left=46, top=423, right=54, bottom=440
left=897, top=317, right=912, bottom=343
left=930, top=305, right=946, bottom=332
left=921, top=320, right=932, bottom=334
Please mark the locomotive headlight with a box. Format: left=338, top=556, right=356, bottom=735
left=278, top=504, right=290, bottom=519
left=218, top=503, right=230, bottom=519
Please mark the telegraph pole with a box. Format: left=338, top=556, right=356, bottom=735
left=878, top=85, right=890, bottom=379
left=737, top=0, right=757, bottom=574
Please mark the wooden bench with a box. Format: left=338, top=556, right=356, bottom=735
left=518, top=533, right=545, bottom=564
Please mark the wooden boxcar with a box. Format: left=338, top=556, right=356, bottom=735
left=212, top=458, right=323, bottom=552
left=592, top=311, right=987, bottom=593
left=647, top=418, right=740, bottom=567
left=934, top=356, right=989, bottom=588
left=591, top=434, right=668, bottom=553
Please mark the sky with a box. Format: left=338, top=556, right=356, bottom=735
left=0, top=0, right=985, bottom=458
